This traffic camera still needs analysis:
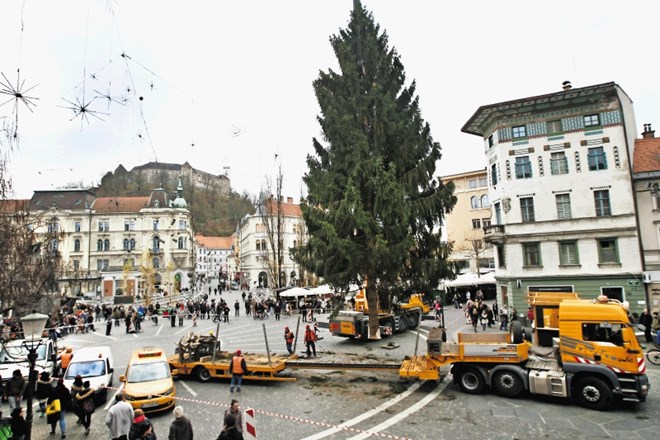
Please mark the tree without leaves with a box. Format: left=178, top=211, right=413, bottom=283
left=259, top=165, right=286, bottom=289
left=294, top=3, right=456, bottom=339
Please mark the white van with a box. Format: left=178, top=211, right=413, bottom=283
left=63, top=346, right=114, bottom=404
left=0, top=338, right=60, bottom=387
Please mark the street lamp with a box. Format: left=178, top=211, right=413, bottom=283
left=20, top=312, right=49, bottom=440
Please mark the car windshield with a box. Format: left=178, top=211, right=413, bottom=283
left=0, top=344, right=47, bottom=363
left=127, top=361, right=170, bottom=383
left=65, top=360, right=106, bottom=379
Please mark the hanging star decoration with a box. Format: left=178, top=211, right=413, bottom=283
left=61, top=95, right=108, bottom=127
left=95, top=85, right=126, bottom=110
left=0, top=69, right=39, bottom=143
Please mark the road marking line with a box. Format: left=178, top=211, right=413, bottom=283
left=300, top=382, right=421, bottom=440
left=347, top=382, right=446, bottom=440
left=156, top=324, right=164, bottom=336
left=105, top=383, right=124, bottom=411
left=178, top=380, right=198, bottom=397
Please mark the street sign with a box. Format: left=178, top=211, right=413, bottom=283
left=627, top=279, right=641, bottom=287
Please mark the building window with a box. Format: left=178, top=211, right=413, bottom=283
left=256, top=241, right=261, bottom=251
left=478, top=177, right=488, bottom=187
left=550, top=151, right=569, bottom=175
left=584, top=114, right=600, bottom=127
left=153, top=219, right=159, bottom=231
left=555, top=193, right=572, bottom=219
left=512, top=125, right=527, bottom=139
left=152, top=236, right=161, bottom=251
left=97, top=239, right=103, bottom=252
left=74, top=221, right=81, bottom=232
left=96, top=259, right=109, bottom=271
left=654, top=189, right=660, bottom=210
left=468, top=179, right=478, bottom=189
left=546, top=119, right=563, bottom=134
left=179, top=219, right=186, bottom=230
left=587, top=147, right=607, bottom=171
left=98, top=220, right=109, bottom=232
left=472, top=219, right=481, bottom=229
left=559, top=241, right=579, bottom=265
left=488, top=134, right=494, bottom=148
left=515, top=156, right=532, bottom=179
left=153, top=257, right=160, bottom=269
left=494, top=202, right=501, bottom=224
left=597, top=239, right=619, bottom=263
left=480, top=194, right=490, bottom=208
left=496, top=245, right=505, bottom=268
left=520, top=197, right=535, bottom=222
left=73, top=260, right=80, bottom=271
left=470, top=196, right=480, bottom=209
left=124, top=220, right=135, bottom=231
left=491, top=163, right=498, bottom=186
left=482, top=218, right=491, bottom=228
left=50, top=239, right=58, bottom=252
left=74, top=239, right=81, bottom=252
left=594, top=190, right=611, bottom=216
left=130, top=238, right=136, bottom=250
left=178, top=237, right=186, bottom=249
left=523, top=243, right=541, bottom=267
left=103, top=239, right=110, bottom=251
left=47, top=221, right=59, bottom=234
left=123, top=258, right=134, bottom=267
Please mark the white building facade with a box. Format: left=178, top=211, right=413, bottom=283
left=462, top=82, right=646, bottom=313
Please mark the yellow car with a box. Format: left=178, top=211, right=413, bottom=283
left=119, top=347, right=177, bottom=413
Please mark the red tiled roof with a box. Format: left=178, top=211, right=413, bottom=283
left=634, top=137, right=660, bottom=174
left=263, top=199, right=302, bottom=217
left=91, top=196, right=150, bottom=213
left=0, top=199, right=29, bottom=213
left=195, top=234, right=234, bottom=249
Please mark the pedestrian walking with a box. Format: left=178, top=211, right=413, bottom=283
left=106, top=314, right=113, bottom=336
left=75, top=380, right=95, bottom=435
left=229, top=349, right=248, bottom=393
left=284, top=326, right=294, bottom=354
left=70, top=374, right=84, bottom=426
left=639, top=308, right=653, bottom=343
left=168, top=406, right=194, bottom=440
left=35, top=371, right=53, bottom=418
left=304, top=324, right=317, bottom=357
left=106, top=393, right=134, bottom=440
left=5, top=369, right=26, bottom=413
left=218, top=399, right=243, bottom=440
left=47, top=376, right=70, bottom=438
left=499, top=305, right=509, bottom=331
left=234, top=300, right=240, bottom=317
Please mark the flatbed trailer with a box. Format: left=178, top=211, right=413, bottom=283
left=168, top=352, right=296, bottom=382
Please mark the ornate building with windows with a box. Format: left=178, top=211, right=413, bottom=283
left=238, top=197, right=306, bottom=289
left=194, top=234, right=236, bottom=285
left=29, top=178, right=195, bottom=301
left=440, top=169, right=494, bottom=274
left=462, top=82, right=646, bottom=313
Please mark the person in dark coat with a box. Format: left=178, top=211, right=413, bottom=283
left=35, top=371, right=53, bottom=418
left=168, top=406, right=193, bottom=440
left=70, top=374, right=84, bottom=426
left=130, top=408, right=156, bottom=440
left=48, top=377, right=71, bottom=437
left=639, top=308, right=654, bottom=343
left=10, top=407, right=27, bottom=440
left=75, top=380, right=95, bottom=435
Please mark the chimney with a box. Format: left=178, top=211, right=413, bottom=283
left=562, top=80, right=572, bottom=91
left=642, top=123, right=655, bottom=139
left=287, top=197, right=293, bottom=203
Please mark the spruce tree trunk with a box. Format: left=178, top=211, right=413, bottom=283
left=365, top=283, right=381, bottom=340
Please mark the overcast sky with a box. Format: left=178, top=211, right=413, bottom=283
left=2, top=1, right=659, bottom=201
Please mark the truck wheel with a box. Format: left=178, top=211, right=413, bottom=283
left=396, top=316, right=408, bottom=333
left=523, top=327, right=533, bottom=343
left=510, top=321, right=523, bottom=344
left=195, top=367, right=211, bottom=382
left=406, top=313, right=419, bottom=329
left=575, top=377, right=613, bottom=410
left=456, top=367, right=486, bottom=394
left=493, top=370, right=523, bottom=397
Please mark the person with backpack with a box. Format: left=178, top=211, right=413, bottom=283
left=35, top=371, right=53, bottom=418
left=47, top=377, right=71, bottom=438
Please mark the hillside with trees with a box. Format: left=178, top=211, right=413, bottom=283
left=94, top=166, right=254, bottom=236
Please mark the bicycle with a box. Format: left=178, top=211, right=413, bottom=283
left=647, top=345, right=660, bottom=366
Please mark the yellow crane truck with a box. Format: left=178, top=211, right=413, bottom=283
left=329, top=289, right=431, bottom=341
left=400, top=294, right=650, bottom=410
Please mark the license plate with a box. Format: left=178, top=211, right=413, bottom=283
left=141, top=402, right=158, bottom=408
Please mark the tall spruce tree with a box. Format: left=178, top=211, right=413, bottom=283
left=294, top=2, right=456, bottom=339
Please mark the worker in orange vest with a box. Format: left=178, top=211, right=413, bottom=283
left=228, top=349, right=248, bottom=393
left=60, top=347, right=73, bottom=371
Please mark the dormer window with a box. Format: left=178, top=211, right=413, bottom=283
left=512, top=125, right=527, bottom=139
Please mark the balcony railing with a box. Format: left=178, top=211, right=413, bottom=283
left=483, top=224, right=505, bottom=244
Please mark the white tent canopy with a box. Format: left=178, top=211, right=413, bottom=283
left=308, top=284, right=334, bottom=295
left=279, top=287, right=312, bottom=297
left=442, top=271, right=495, bottom=288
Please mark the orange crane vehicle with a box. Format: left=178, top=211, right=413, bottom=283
left=329, top=287, right=431, bottom=341
left=400, top=293, right=650, bottom=410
